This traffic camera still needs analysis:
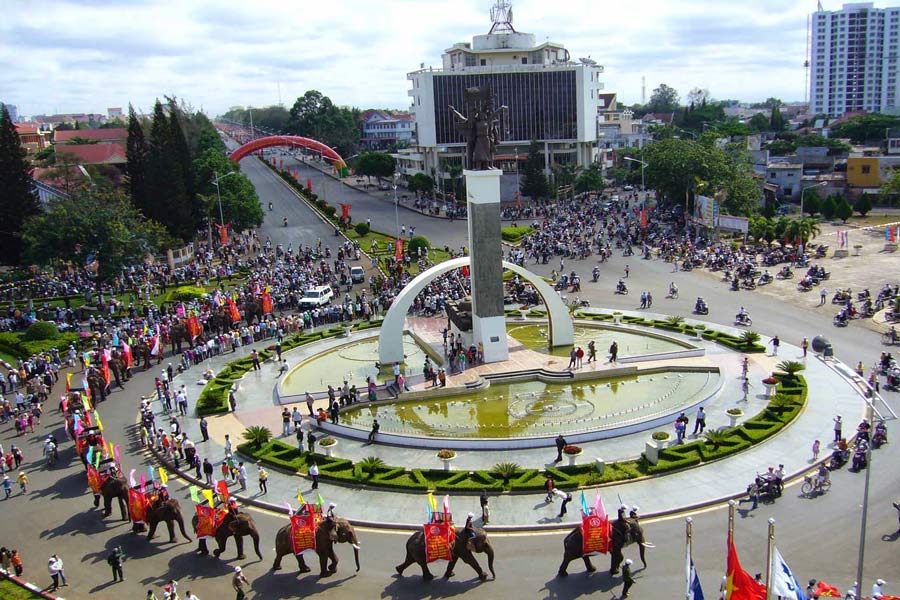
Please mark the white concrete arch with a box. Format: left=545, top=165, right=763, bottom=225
left=378, top=257, right=574, bottom=364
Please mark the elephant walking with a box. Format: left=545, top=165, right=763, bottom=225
left=147, top=498, right=192, bottom=543
left=96, top=476, right=129, bottom=521
left=193, top=511, right=262, bottom=560
left=395, top=527, right=495, bottom=581
left=557, top=518, right=648, bottom=578
left=271, top=518, right=361, bottom=577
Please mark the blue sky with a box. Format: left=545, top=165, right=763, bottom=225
left=0, top=0, right=872, bottom=118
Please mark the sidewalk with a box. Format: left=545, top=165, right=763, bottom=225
left=149, top=311, right=868, bottom=530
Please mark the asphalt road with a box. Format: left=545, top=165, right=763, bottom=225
left=2, top=163, right=898, bottom=599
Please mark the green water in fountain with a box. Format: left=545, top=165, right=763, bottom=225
left=338, top=371, right=716, bottom=438
left=508, top=324, right=688, bottom=358
left=281, top=335, right=426, bottom=395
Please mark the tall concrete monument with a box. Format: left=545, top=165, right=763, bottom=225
left=452, top=86, right=509, bottom=362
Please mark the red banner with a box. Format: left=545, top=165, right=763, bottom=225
left=640, top=210, right=648, bottom=229
left=423, top=521, right=455, bottom=562
left=226, top=298, right=242, bottom=323
left=395, top=239, right=403, bottom=261
left=289, top=507, right=320, bottom=555
left=129, top=488, right=148, bottom=524
left=86, top=465, right=103, bottom=494
left=186, top=315, right=202, bottom=340
left=195, top=505, right=228, bottom=539
left=581, top=514, right=611, bottom=555
left=215, top=223, right=230, bottom=245
left=339, top=203, right=351, bottom=220
left=262, top=291, right=274, bottom=315
left=306, top=178, right=312, bottom=192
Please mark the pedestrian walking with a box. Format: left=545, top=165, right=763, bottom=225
left=228, top=390, right=237, bottom=412
left=834, top=415, right=843, bottom=443
left=812, top=439, right=821, bottom=461
left=693, top=407, right=706, bottom=435
left=567, top=348, right=577, bottom=370
left=367, top=419, right=380, bottom=444
left=624, top=264, right=630, bottom=278
left=620, top=558, right=635, bottom=598
left=609, top=341, right=619, bottom=363
left=224, top=434, right=233, bottom=456
left=309, top=462, right=319, bottom=489
left=107, top=546, right=125, bottom=582
left=307, top=432, right=316, bottom=453
left=556, top=490, right=572, bottom=518
left=257, top=464, right=268, bottom=495
left=554, top=434, right=567, bottom=463
left=48, top=554, right=67, bottom=590
left=281, top=408, right=291, bottom=437
left=305, top=391, right=315, bottom=416
left=203, top=458, right=214, bottom=485
left=3, top=474, right=12, bottom=498
left=251, top=349, right=260, bottom=371
left=801, top=337, right=809, bottom=358
left=544, top=475, right=556, bottom=503
left=292, top=407, right=302, bottom=432
left=295, top=427, right=304, bottom=449
left=741, top=377, right=751, bottom=401
left=770, top=335, right=780, bottom=356
left=480, top=489, right=490, bottom=524
left=10, top=549, right=23, bottom=576
left=232, top=566, right=249, bottom=600
left=237, top=462, right=247, bottom=491
left=587, top=340, right=596, bottom=364
left=16, top=470, right=27, bottom=494
left=199, top=416, right=209, bottom=442
left=820, top=287, right=828, bottom=306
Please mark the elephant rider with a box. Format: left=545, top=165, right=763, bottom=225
left=629, top=505, right=640, bottom=522
left=609, top=506, right=632, bottom=575
left=322, top=502, right=339, bottom=542
left=463, top=512, right=478, bottom=551
left=156, top=484, right=170, bottom=506
left=228, top=498, right=240, bottom=516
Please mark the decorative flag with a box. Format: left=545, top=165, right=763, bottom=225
left=442, top=494, right=450, bottom=516
left=285, top=501, right=294, bottom=517
left=114, top=445, right=120, bottom=467
left=187, top=315, right=202, bottom=340
left=770, top=547, right=807, bottom=600
left=427, top=493, right=438, bottom=513
left=297, top=489, right=305, bottom=504
left=140, top=474, right=146, bottom=493
left=217, top=479, right=230, bottom=503
left=129, top=469, right=137, bottom=488
left=121, top=341, right=133, bottom=368
left=85, top=446, right=94, bottom=466
left=66, top=373, right=72, bottom=394
left=150, top=325, right=161, bottom=356
left=580, top=491, right=591, bottom=516
left=316, top=493, right=325, bottom=510
left=395, top=239, right=404, bottom=260
left=101, top=350, right=111, bottom=386
left=158, top=467, right=168, bottom=485
left=148, top=465, right=156, bottom=483
left=814, top=582, right=841, bottom=597
left=108, top=440, right=115, bottom=457
left=461, top=265, right=470, bottom=277
left=262, top=290, right=274, bottom=315
left=189, top=486, right=200, bottom=504
left=201, top=488, right=215, bottom=508
left=725, top=535, right=767, bottom=600
left=82, top=389, right=92, bottom=412
left=290, top=506, right=320, bottom=554
left=227, top=297, right=242, bottom=323
left=94, top=411, right=103, bottom=432
left=581, top=491, right=610, bottom=555
left=128, top=488, right=148, bottom=524
left=686, top=548, right=705, bottom=600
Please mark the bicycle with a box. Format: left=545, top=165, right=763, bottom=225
left=801, top=475, right=831, bottom=497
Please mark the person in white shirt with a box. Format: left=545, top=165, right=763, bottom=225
left=873, top=578, right=886, bottom=599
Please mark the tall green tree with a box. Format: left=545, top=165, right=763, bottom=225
left=0, top=105, right=40, bottom=263
left=193, top=148, right=262, bottom=233
left=646, top=84, right=680, bottom=113
left=126, top=104, right=149, bottom=216
left=519, top=140, right=549, bottom=200
left=21, top=189, right=175, bottom=280
left=821, top=195, right=837, bottom=220
left=830, top=113, right=900, bottom=143
left=407, top=173, right=434, bottom=197
left=574, top=163, right=605, bottom=193
left=749, top=112, right=770, bottom=132
left=770, top=106, right=785, bottom=132
left=854, top=193, right=873, bottom=216
left=287, top=90, right=360, bottom=157
left=167, top=98, right=200, bottom=237
left=355, top=152, right=396, bottom=180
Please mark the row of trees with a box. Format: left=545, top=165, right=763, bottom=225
left=747, top=216, right=821, bottom=244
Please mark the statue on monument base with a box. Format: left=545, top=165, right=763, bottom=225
left=449, top=86, right=506, bottom=171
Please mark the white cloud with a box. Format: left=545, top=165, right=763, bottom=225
left=0, top=0, right=884, bottom=117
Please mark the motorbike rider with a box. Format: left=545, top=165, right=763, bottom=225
left=268, top=201, right=273, bottom=211
left=695, top=297, right=707, bottom=312
left=668, top=282, right=678, bottom=298
left=592, top=267, right=600, bottom=282
left=874, top=420, right=888, bottom=444
left=283, top=216, right=288, bottom=227
left=616, top=279, right=627, bottom=293
left=736, top=306, right=749, bottom=323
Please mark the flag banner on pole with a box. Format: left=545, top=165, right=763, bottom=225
left=129, top=488, right=148, bottom=524
left=201, top=488, right=215, bottom=508
left=726, top=535, right=767, bottom=600
left=813, top=582, right=841, bottom=597
left=262, top=290, right=274, bottom=315
left=290, top=504, right=321, bottom=554
left=129, top=469, right=136, bottom=488
left=195, top=504, right=227, bottom=539
left=216, top=479, right=230, bottom=503
left=316, top=493, right=325, bottom=510
left=581, top=490, right=610, bottom=554
left=770, top=547, right=807, bottom=600
left=189, top=486, right=200, bottom=504
left=395, top=239, right=404, bottom=260
left=158, top=467, right=168, bottom=485
left=297, top=489, right=305, bottom=504
left=686, top=550, right=705, bottom=600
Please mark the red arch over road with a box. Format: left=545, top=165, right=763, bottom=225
left=229, top=135, right=344, bottom=166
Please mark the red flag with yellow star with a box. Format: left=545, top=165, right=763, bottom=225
left=726, top=534, right=766, bottom=600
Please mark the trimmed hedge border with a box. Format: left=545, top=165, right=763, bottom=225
left=196, top=320, right=384, bottom=415
left=237, top=373, right=807, bottom=493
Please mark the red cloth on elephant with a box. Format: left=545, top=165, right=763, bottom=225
left=423, top=521, right=455, bottom=563
left=581, top=514, right=611, bottom=555
left=196, top=505, right=228, bottom=539
left=86, top=465, right=105, bottom=494
left=129, top=488, right=149, bottom=524
left=289, top=506, right=321, bottom=555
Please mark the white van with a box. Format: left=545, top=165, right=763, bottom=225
left=297, top=285, right=334, bottom=309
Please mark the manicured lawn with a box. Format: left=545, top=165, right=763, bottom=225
left=0, top=579, right=45, bottom=600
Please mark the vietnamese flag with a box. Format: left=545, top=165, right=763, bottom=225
left=726, top=535, right=767, bottom=600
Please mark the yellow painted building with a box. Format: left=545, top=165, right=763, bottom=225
left=847, top=156, right=881, bottom=188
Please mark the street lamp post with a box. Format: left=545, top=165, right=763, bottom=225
left=393, top=172, right=400, bottom=238
left=800, top=181, right=828, bottom=217
left=855, top=394, right=876, bottom=599
left=624, top=156, right=648, bottom=191
left=211, top=170, right=239, bottom=245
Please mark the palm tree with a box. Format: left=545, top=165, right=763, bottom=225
left=358, top=456, right=386, bottom=477
left=795, top=217, right=821, bottom=244
left=704, top=429, right=732, bottom=449
left=491, top=461, right=521, bottom=485
left=242, top=425, right=273, bottom=450
left=775, top=360, right=806, bottom=377
left=740, top=330, right=761, bottom=349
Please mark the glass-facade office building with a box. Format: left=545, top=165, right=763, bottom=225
left=432, top=70, right=578, bottom=144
